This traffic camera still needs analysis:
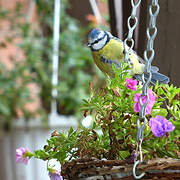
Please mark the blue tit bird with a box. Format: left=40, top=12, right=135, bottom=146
left=87, top=28, right=169, bottom=84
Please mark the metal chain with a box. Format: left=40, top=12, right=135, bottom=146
left=123, top=0, right=141, bottom=65
left=133, top=0, right=160, bottom=179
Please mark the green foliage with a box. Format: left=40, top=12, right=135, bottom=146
left=21, top=0, right=100, bottom=115
left=34, top=128, right=79, bottom=164
left=32, top=63, right=180, bottom=164
left=32, top=0, right=105, bottom=116
left=0, top=0, right=103, bottom=128
left=0, top=61, right=34, bottom=130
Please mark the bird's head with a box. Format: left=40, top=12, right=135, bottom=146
left=87, top=28, right=111, bottom=51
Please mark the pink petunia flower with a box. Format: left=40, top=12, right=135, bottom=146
left=149, top=116, right=175, bottom=137
left=126, top=78, right=138, bottom=91
left=134, top=89, right=156, bottom=115
left=16, top=147, right=32, bottom=165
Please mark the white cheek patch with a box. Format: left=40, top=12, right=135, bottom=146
left=88, top=38, right=94, bottom=44
left=106, top=31, right=113, bottom=38
left=92, top=35, right=107, bottom=50
left=98, top=31, right=105, bottom=39
left=88, top=31, right=104, bottom=44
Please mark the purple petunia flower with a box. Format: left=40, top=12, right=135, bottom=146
left=126, top=78, right=138, bottom=91
left=16, top=147, right=32, bottom=165
left=134, top=89, right=156, bottom=115
left=49, top=171, right=63, bottom=180
left=149, top=116, right=175, bottom=137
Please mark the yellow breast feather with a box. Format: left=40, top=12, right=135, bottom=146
left=92, top=38, right=144, bottom=76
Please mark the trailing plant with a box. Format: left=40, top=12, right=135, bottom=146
left=16, top=63, right=180, bottom=178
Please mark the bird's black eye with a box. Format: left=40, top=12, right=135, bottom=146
left=94, top=40, right=99, bottom=44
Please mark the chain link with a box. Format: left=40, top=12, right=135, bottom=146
left=132, top=0, right=160, bottom=179
left=123, top=0, right=141, bottom=65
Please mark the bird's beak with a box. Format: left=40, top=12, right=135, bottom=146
left=87, top=43, right=91, bottom=47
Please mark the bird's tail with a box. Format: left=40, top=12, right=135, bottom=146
left=149, top=66, right=169, bottom=85
left=134, top=66, right=170, bottom=85
left=148, top=71, right=169, bottom=85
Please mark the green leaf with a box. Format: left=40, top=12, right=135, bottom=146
left=173, top=120, right=180, bottom=130
left=68, top=127, right=74, bottom=137
left=151, top=108, right=168, bottom=117
left=154, top=81, right=159, bottom=91
left=157, top=88, right=164, bottom=96
left=119, top=151, right=130, bottom=159
left=34, top=150, right=49, bottom=160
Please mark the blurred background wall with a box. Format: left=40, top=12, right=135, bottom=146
left=0, top=0, right=179, bottom=180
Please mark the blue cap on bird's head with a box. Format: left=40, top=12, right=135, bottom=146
left=88, top=28, right=110, bottom=51
left=88, top=28, right=102, bottom=46
left=89, top=28, right=101, bottom=40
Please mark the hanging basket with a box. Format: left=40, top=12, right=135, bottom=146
left=61, top=158, right=180, bottom=180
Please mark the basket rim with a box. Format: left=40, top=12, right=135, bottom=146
left=61, top=157, right=180, bottom=179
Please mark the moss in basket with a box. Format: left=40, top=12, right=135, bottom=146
left=29, top=63, right=180, bottom=165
